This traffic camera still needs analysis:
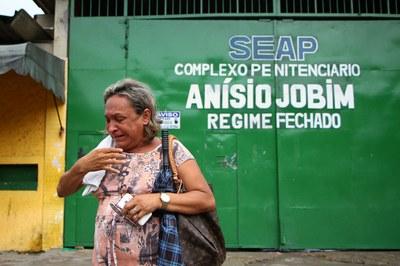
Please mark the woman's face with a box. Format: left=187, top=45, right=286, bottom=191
left=105, top=95, right=150, bottom=152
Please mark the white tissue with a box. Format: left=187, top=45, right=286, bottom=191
left=81, top=135, right=113, bottom=196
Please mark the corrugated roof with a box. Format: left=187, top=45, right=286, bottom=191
left=0, top=0, right=54, bottom=45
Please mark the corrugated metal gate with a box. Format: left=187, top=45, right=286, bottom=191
left=65, top=0, right=400, bottom=249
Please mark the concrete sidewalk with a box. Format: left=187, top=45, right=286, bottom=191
left=1, top=249, right=400, bottom=266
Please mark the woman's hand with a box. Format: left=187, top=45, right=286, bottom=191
left=57, top=147, right=126, bottom=197
left=123, top=193, right=161, bottom=223
left=75, top=147, right=127, bottom=174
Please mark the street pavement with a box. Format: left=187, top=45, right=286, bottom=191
left=1, top=249, right=400, bottom=266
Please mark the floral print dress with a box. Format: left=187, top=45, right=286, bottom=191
left=91, top=140, right=193, bottom=266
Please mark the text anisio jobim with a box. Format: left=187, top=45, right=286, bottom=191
left=173, top=35, right=359, bottom=130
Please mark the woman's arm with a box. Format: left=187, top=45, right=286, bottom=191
left=164, top=158, right=216, bottom=214
left=124, top=158, right=215, bottom=222
left=57, top=147, right=126, bottom=197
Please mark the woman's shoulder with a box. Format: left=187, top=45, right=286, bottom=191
left=171, top=138, right=195, bottom=165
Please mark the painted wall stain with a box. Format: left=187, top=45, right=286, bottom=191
left=223, top=153, right=237, bottom=170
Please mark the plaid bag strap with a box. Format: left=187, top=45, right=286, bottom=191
left=168, top=135, right=184, bottom=193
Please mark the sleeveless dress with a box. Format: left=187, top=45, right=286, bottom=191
left=91, top=140, right=193, bottom=266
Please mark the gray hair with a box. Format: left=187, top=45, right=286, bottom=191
left=104, top=78, right=160, bottom=143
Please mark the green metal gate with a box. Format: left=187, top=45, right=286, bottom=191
left=66, top=18, right=280, bottom=249
left=275, top=20, right=400, bottom=249
left=66, top=3, right=400, bottom=249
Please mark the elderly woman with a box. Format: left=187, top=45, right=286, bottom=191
left=57, top=78, right=215, bottom=265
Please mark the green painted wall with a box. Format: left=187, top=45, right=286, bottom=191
left=66, top=18, right=400, bottom=249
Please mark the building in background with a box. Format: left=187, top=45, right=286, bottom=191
left=0, top=0, right=68, bottom=251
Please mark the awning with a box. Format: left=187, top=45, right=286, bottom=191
left=0, top=42, right=65, bottom=102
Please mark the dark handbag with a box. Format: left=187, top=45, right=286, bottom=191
left=168, top=135, right=226, bottom=266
